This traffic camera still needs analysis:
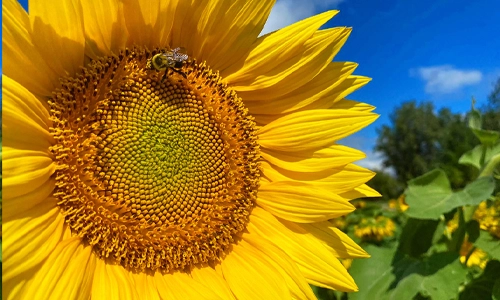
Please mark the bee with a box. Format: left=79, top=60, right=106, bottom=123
left=146, top=47, right=189, bottom=80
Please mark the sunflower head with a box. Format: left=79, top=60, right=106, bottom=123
left=3, top=0, right=379, bottom=298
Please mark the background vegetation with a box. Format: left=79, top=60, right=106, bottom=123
left=313, top=77, right=500, bottom=300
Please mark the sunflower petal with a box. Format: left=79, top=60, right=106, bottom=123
left=292, top=222, right=369, bottom=258
left=339, top=184, right=382, bottom=200
left=2, top=0, right=59, bottom=96
left=155, top=271, right=223, bottom=300
left=92, top=260, right=140, bottom=300
left=128, top=273, right=161, bottom=300
left=82, top=0, right=128, bottom=57
left=233, top=27, right=351, bottom=100
left=3, top=151, right=55, bottom=200
left=221, top=242, right=289, bottom=300
left=3, top=172, right=55, bottom=221
left=29, top=0, right=85, bottom=77
left=122, top=0, right=175, bottom=49
left=261, top=162, right=376, bottom=195
left=224, top=10, right=338, bottom=82
left=199, top=0, right=275, bottom=72
left=332, top=99, right=376, bottom=111
left=191, top=266, right=236, bottom=300
left=257, top=181, right=355, bottom=223
left=19, top=237, right=94, bottom=299
left=245, top=61, right=357, bottom=113
left=249, top=207, right=358, bottom=292
left=257, top=109, right=378, bottom=152
left=302, top=76, right=371, bottom=111
left=261, top=144, right=365, bottom=173
left=3, top=199, right=64, bottom=283
left=241, top=235, right=316, bottom=299
left=2, top=76, right=53, bottom=150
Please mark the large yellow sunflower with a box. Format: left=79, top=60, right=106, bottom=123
left=2, top=0, right=379, bottom=298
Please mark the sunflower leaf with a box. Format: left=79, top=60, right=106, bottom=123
left=459, top=143, right=500, bottom=170
left=350, top=245, right=466, bottom=300
left=405, top=169, right=495, bottom=219
left=474, top=231, right=500, bottom=261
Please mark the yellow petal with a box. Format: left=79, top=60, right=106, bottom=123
left=241, top=235, right=316, bottom=300
left=261, top=162, right=376, bottom=195
left=3, top=199, right=64, bottom=283
left=292, top=221, right=369, bottom=258
left=128, top=272, right=161, bottom=300
left=339, top=184, right=381, bottom=200
left=257, top=181, right=355, bottom=223
left=2, top=0, right=58, bottom=96
left=234, top=27, right=351, bottom=101
left=249, top=207, right=357, bottom=292
left=20, top=237, right=94, bottom=300
left=3, top=171, right=55, bottom=222
left=224, top=11, right=338, bottom=83
left=332, top=99, right=376, bottom=111
left=82, top=0, right=128, bottom=57
left=2, top=151, right=55, bottom=200
left=155, top=271, right=223, bottom=300
left=29, top=0, right=85, bottom=77
left=257, top=109, right=378, bottom=152
left=92, top=260, right=140, bottom=300
left=121, top=0, right=174, bottom=49
left=191, top=266, right=236, bottom=300
left=244, top=61, right=357, bottom=113
left=221, top=242, right=289, bottom=300
left=301, top=76, right=371, bottom=111
left=201, top=0, right=275, bottom=72
left=2, top=75, right=53, bottom=151
left=261, top=144, right=365, bottom=173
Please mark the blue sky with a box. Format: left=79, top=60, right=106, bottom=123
left=263, top=0, right=500, bottom=169
left=14, top=0, right=500, bottom=169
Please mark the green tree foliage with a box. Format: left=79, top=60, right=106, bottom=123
left=375, top=101, right=477, bottom=188
left=482, top=76, right=500, bottom=131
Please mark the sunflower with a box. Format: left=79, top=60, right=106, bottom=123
left=2, top=0, right=379, bottom=298
left=354, top=216, right=396, bottom=242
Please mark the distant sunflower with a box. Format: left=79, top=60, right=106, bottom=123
left=2, top=0, right=379, bottom=298
left=474, top=201, right=500, bottom=238
left=354, top=216, right=395, bottom=242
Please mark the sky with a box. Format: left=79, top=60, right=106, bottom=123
left=262, top=0, right=500, bottom=169
left=13, top=0, right=500, bottom=170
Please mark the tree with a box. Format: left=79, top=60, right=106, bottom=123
left=482, top=76, right=500, bottom=131
left=375, top=101, right=477, bottom=188
left=375, top=101, right=441, bottom=184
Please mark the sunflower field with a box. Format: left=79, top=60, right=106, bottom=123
left=313, top=107, right=500, bottom=300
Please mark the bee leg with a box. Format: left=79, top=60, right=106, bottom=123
left=161, top=69, right=169, bottom=81
left=171, top=68, right=187, bottom=79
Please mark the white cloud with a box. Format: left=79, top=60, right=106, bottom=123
left=261, top=0, right=344, bottom=35
left=412, top=65, right=482, bottom=95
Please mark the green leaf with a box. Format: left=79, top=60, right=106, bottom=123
left=405, top=169, right=495, bottom=219
left=398, top=218, right=439, bottom=258
left=472, top=129, right=500, bottom=146
left=350, top=247, right=467, bottom=300
left=493, top=279, right=500, bottom=300
left=393, top=253, right=467, bottom=300
left=459, top=143, right=500, bottom=169
left=474, top=231, right=500, bottom=261
left=468, top=109, right=482, bottom=130
left=460, top=260, right=500, bottom=300
left=348, top=245, right=400, bottom=300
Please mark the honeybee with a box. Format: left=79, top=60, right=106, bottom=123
left=146, top=47, right=189, bottom=80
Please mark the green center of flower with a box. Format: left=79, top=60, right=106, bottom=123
left=48, top=48, right=260, bottom=273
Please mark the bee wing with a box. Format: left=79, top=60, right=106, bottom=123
left=173, top=47, right=188, bottom=62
